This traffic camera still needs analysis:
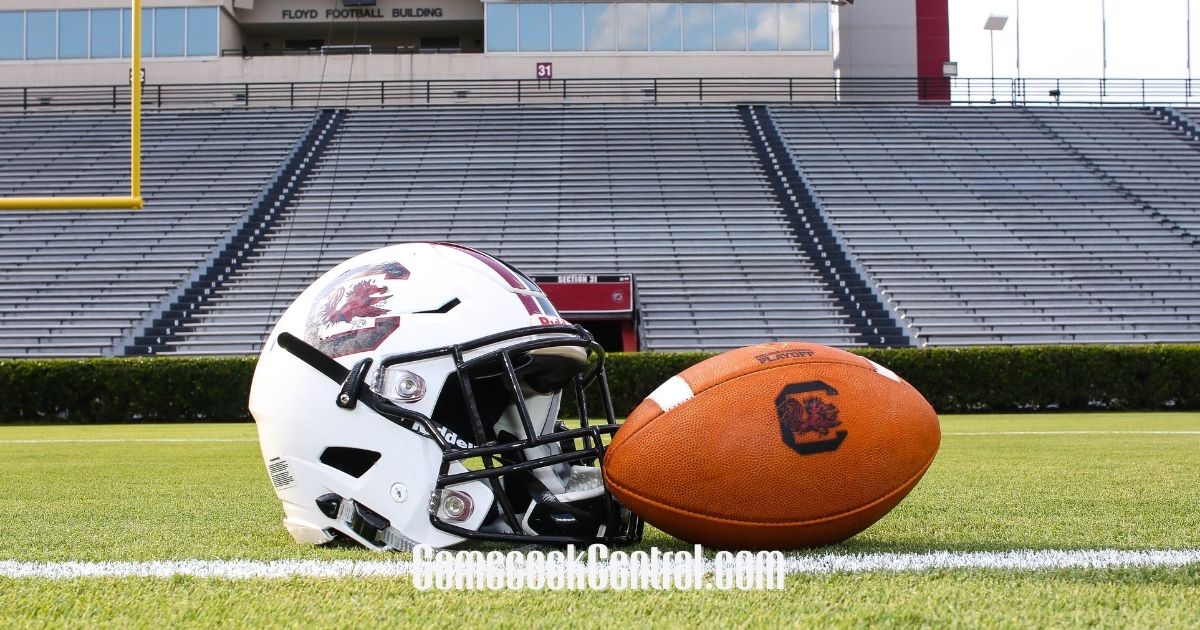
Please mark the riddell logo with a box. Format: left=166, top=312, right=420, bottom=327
left=775, top=381, right=847, bottom=455
left=413, top=422, right=474, bottom=449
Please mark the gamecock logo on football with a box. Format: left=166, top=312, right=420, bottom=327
left=775, top=381, right=848, bottom=455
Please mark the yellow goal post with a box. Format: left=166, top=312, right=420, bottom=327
left=0, top=0, right=144, bottom=211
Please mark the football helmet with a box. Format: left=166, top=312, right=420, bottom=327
left=249, top=242, right=642, bottom=550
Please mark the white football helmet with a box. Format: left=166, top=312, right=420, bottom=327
left=249, top=242, right=642, bottom=550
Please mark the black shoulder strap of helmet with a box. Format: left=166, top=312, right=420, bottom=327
left=278, top=332, right=371, bottom=409
left=278, top=332, right=348, bottom=383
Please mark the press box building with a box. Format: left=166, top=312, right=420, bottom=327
left=0, top=0, right=950, bottom=94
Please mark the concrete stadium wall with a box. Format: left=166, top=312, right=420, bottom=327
left=0, top=51, right=836, bottom=86
left=834, top=0, right=917, bottom=78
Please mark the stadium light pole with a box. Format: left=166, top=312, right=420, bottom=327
left=984, top=14, right=1009, bottom=104
left=0, top=0, right=144, bottom=211
left=1015, top=0, right=1021, bottom=96
left=1101, top=0, right=1107, bottom=86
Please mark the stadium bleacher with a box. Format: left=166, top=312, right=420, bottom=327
left=0, top=109, right=317, bottom=356
left=1, top=103, right=1198, bottom=356
left=1031, top=106, right=1200, bottom=238
left=168, top=105, right=856, bottom=354
left=770, top=105, right=1200, bottom=346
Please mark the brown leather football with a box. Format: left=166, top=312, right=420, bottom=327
left=603, top=342, right=940, bottom=550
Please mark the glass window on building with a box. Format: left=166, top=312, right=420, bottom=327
left=485, top=1, right=829, bottom=54
left=648, top=3, right=680, bottom=51
left=584, top=4, right=615, bottom=51
left=57, top=10, right=89, bottom=59
left=122, top=8, right=155, bottom=58
left=552, top=4, right=583, bottom=51
left=143, top=8, right=153, bottom=57
left=186, top=7, right=218, bottom=56
left=779, top=2, right=811, bottom=51
left=812, top=2, right=830, bottom=51
left=519, top=3, right=550, bottom=52
left=154, top=7, right=185, bottom=57
left=0, top=12, right=23, bottom=60
left=681, top=4, right=713, bottom=52
left=25, top=10, right=56, bottom=60
left=616, top=3, right=648, bottom=51
left=713, top=4, right=745, bottom=51
left=486, top=3, right=518, bottom=52
left=90, top=9, right=121, bottom=59
left=747, top=4, right=777, bottom=51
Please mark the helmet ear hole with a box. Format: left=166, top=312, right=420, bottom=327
left=319, top=447, right=382, bottom=478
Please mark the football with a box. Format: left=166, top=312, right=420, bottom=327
left=603, top=342, right=940, bottom=550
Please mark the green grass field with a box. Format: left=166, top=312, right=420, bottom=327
left=2, top=413, right=1198, bottom=627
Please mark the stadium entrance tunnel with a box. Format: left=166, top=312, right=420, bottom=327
left=534, top=275, right=638, bottom=352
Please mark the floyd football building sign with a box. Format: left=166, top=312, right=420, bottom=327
left=281, top=7, right=446, bottom=20
left=238, top=0, right=477, bottom=23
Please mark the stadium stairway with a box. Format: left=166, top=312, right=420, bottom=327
left=1155, top=107, right=1200, bottom=144
left=7, top=104, right=1200, bottom=356
left=0, top=109, right=316, bottom=357
left=162, top=105, right=859, bottom=354
left=769, top=104, right=1200, bottom=346
left=738, top=105, right=912, bottom=347
left=125, top=109, right=344, bottom=355
left=1025, top=107, right=1200, bottom=244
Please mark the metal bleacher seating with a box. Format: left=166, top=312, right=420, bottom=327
left=1037, top=106, right=1200, bottom=239
left=169, top=105, right=856, bottom=353
left=770, top=105, right=1200, bottom=346
left=0, top=109, right=315, bottom=356
left=5, top=103, right=1200, bottom=356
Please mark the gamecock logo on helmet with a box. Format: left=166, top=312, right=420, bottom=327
left=323, top=281, right=391, bottom=324
left=775, top=381, right=848, bottom=455
left=306, top=261, right=409, bottom=358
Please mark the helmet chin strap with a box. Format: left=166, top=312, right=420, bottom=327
left=517, top=472, right=609, bottom=538
left=490, top=393, right=609, bottom=538
left=494, top=394, right=573, bottom=492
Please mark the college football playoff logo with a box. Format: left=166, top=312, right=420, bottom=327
left=775, top=381, right=847, bottom=455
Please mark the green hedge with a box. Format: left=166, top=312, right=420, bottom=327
left=2, top=345, right=1199, bottom=423
left=0, top=356, right=257, bottom=424
left=857, top=345, right=1200, bottom=413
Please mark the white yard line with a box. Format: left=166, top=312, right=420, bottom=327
left=779, top=548, right=1200, bottom=572
left=2, top=549, right=1198, bottom=579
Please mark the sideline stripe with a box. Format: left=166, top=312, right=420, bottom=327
left=2, top=549, right=1198, bottom=579
left=0, top=438, right=258, bottom=444
left=944, top=431, right=1200, bottom=436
